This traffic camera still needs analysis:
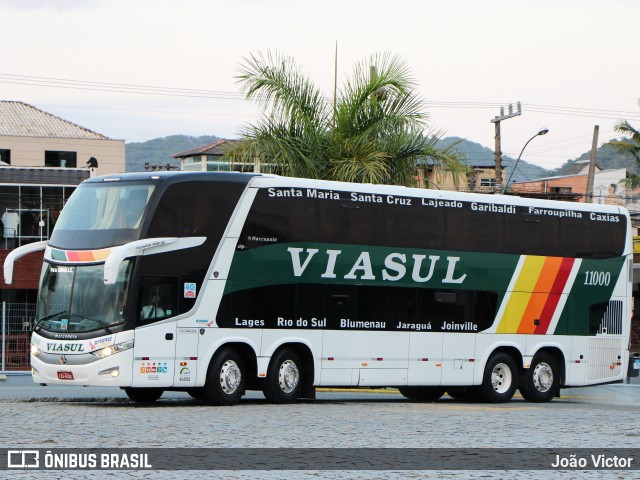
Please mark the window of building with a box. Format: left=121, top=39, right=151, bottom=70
left=550, top=186, right=572, bottom=193
left=480, top=178, right=496, bottom=187
left=0, top=149, right=10, bottom=165
left=45, top=151, right=77, bottom=168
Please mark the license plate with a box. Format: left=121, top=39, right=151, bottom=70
left=57, top=371, right=74, bottom=380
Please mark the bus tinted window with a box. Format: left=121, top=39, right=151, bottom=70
left=241, top=187, right=626, bottom=259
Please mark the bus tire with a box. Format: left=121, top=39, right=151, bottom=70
left=519, top=352, right=560, bottom=403
left=263, top=348, right=303, bottom=404
left=124, top=387, right=163, bottom=404
left=205, top=347, right=246, bottom=406
left=480, top=352, right=518, bottom=403
left=398, top=386, right=445, bottom=402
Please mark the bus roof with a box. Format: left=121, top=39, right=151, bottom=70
left=84, top=171, right=259, bottom=185
left=249, top=174, right=629, bottom=217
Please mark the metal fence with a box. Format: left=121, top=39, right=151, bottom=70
left=1, top=302, right=35, bottom=372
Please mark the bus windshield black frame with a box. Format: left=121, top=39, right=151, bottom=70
left=36, top=260, right=132, bottom=334
left=49, top=181, right=156, bottom=250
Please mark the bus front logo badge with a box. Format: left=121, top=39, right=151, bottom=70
left=60, top=355, right=68, bottom=364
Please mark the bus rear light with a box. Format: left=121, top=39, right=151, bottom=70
left=376, top=358, right=383, bottom=361
left=362, top=363, right=368, bottom=367
left=421, top=358, right=429, bottom=362
left=259, top=373, right=266, bottom=377
left=436, top=363, right=442, bottom=367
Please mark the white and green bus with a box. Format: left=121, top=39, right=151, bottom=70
left=4, top=172, right=633, bottom=404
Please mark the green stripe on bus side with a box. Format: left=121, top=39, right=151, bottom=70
left=558, top=256, right=626, bottom=336
left=224, top=243, right=521, bottom=294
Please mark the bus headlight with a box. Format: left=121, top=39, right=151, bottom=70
left=91, top=340, right=134, bottom=359
left=31, top=344, right=41, bottom=357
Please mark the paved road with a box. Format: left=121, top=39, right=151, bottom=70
left=1, top=374, right=639, bottom=480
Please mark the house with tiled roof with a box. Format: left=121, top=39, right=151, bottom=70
left=173, top=139, right=252, bottom=172
left=0, top=101, right=125, bottom=175
left=508, top=166, right=628, bottom=204
left=0, top=101, right=126, bottom=346
left=173, top=139, right=273, bottom=173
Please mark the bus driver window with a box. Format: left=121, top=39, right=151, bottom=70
left=141, top=293, right=165, bottom=320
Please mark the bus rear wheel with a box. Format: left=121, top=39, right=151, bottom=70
left=519, top=352, right=560, bottom=402
left=124, top=387, right=164, bottom=404
left=205, top=347, right=246, bottom=406
left=480, top=352, right=518, bottom=403
left=398, top=386, right=445, bottom=402
left=263, top=348, right=303, bottom=404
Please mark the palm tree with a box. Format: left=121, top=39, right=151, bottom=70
left=609, top=120, right=640, bottom=164
left=227, top=51, right=466, bottom=185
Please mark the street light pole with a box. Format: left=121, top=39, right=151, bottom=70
left=502, top=127, right=549, bottom=194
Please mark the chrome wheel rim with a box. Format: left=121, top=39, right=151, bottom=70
left=532, top=362, right=553, bottom=392
left=219, top=360, right=241, bottom=394
left=491, top=362, right=512, bottom=394
left=278, top=360, right=300, bottom=394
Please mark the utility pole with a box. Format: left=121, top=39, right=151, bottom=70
left=585, top=125, right=599, bottom=203
left=491, top=102, right=522, bottom=192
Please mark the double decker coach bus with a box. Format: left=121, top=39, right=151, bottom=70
left=4, top=172, right=632, bottom=405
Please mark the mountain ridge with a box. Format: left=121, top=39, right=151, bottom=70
left=125, top=134, right=638, bottom=181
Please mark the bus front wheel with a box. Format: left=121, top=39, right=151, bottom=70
left=398, top=386, right=445, bottom=402
left=124, top=387, right=164, bottom=404
left=480, top=352, right=518, bottom=403
left=519, top=352, right=560, bottom=402
left=205, top=347, right=246, bottom=406
left=263, top=348, right=303, bottom=404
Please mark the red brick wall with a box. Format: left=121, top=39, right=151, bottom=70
left=0, top=250, right=44, bottom=290
left=510, top=176, right=589, bottom=201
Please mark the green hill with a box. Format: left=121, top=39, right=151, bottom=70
left=554, top=139, right=640, bottom=176
left=436, top=137, right=549, bottom=182
left=126, top=135, right=222, bottom=172
left=126, top=134, right=639, bottom=181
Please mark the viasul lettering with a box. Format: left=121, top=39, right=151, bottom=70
left=287, top=247, right=467, bottom=285
left=46, top=343, right=85, bottom=352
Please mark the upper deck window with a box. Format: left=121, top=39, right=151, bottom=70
left=49, top=183, right=155, bottom=249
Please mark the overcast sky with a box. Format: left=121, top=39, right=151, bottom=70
left=1, top=0, right=639, bottom=169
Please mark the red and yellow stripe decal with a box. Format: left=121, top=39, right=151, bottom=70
left=496, top=255, right=577, bottom=334
left=47, top=247, right=112, bottom=263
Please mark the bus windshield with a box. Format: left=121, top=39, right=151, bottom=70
left=49, top=183, right=156, bottom=249
left=36, top=260, right=132, bottom=334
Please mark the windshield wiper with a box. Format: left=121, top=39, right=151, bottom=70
left=90, top=318, right=113, bottom=335
left=76, top=315, right=113, bottom=335
left=33, top=310, right=66, bottom=332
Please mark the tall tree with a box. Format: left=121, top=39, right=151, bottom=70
left=609, top=120, right=640, bottom=164
left=227, top=51, right=466, bottom=185
left=609, top=99, right=640, bottom=164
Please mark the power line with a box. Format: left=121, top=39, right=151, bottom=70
left=3, top=73, right=640, bottom=120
